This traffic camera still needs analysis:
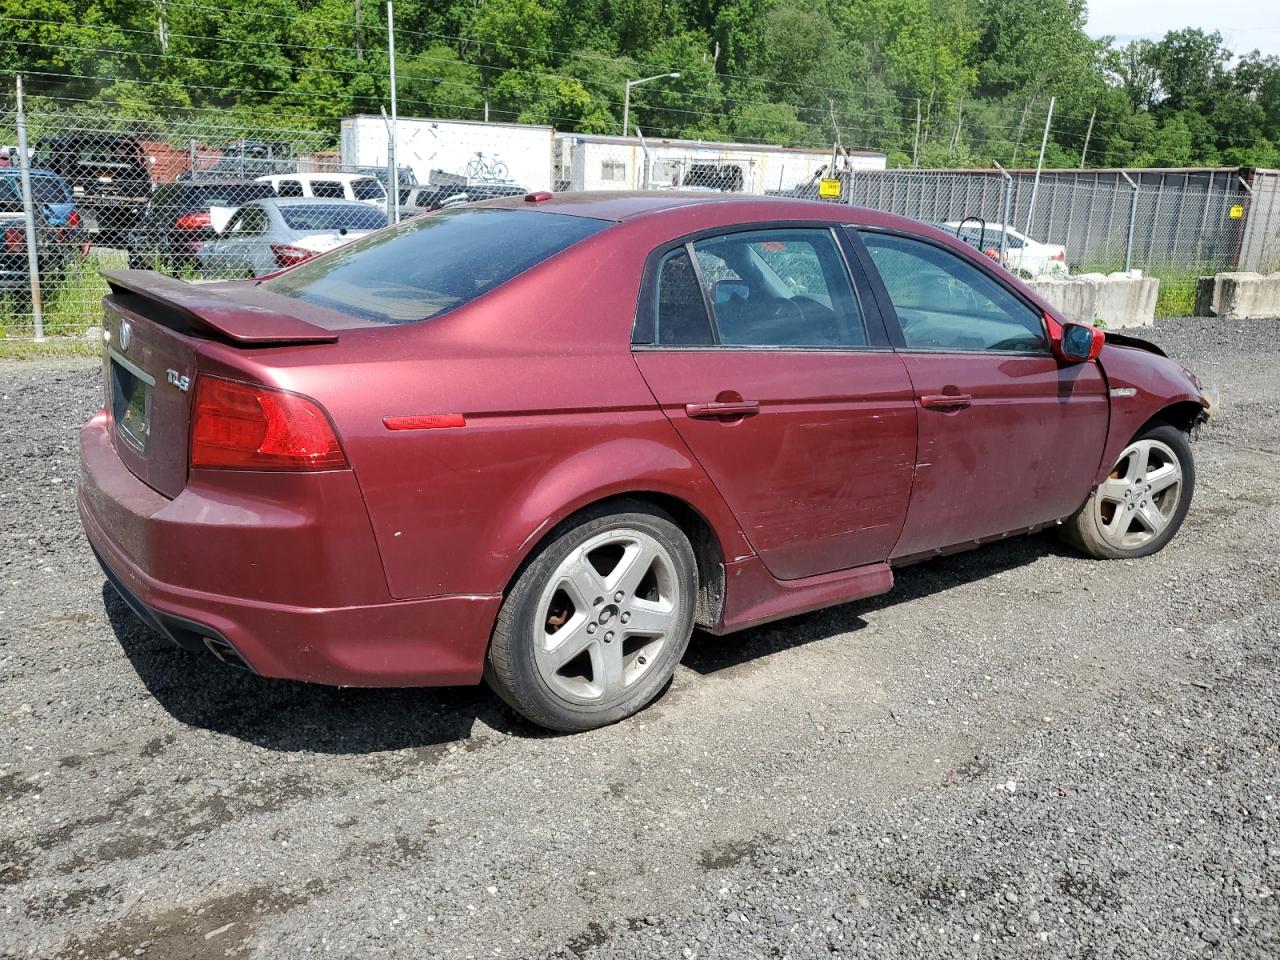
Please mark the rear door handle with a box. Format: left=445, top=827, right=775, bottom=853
left=685, top=400, right=760, bottom=419
left=919, top=393, right=972, bottom=409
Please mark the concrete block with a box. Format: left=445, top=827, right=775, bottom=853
left=1024, top=273, right=1159, bottom=328
left=1194, top=272, right=1280, bottom=319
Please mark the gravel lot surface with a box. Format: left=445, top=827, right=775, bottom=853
left=1, top=316, right=1277, bottom=960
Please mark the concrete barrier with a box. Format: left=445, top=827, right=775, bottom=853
left=1194, top=272, right=1280, bottom=319
left=1024, top=272, right=1160, bottom=328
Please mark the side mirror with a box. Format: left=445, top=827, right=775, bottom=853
left=712, top=278, right=750, bottom=304
left=1056, top=321, right=1104, bottom=363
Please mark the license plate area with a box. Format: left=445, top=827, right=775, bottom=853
left=108, top=349, right=154, bottom=453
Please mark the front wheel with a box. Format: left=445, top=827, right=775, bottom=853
left=490, top=161, right=509, bottom=181
left=1060, top=423, right=1195, bottom=559
left=485, top=501, right=697, bottom=732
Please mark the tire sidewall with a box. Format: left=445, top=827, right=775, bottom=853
left=489, top=505, right=697, bottom=732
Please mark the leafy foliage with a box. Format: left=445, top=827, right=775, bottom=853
left=3, top=0, right=1278, bottom=168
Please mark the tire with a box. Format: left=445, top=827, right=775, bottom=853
left=465, top=159, right=484, bottom=180
left=485, top=500, right=698, bottom=732
left=1060, top=423, right=1195, bottom=559
left=491, top=161, right=509, bottom=181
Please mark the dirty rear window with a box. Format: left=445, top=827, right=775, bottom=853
left=264, top=207, right=609, bottom=326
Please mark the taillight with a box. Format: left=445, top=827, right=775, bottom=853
left=1051, top=249, right=1066, bottom=261
left=3, top=227, right=23, bottom=253
left=174, top=211, right=212, bottom=230
left=67, top=209, right=81, bottom=228
left=190, top=376, right=347, bottom=471
left=271, top=244, right=316, bottom=268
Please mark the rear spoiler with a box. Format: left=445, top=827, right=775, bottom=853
left=102, top=270, right=338, bottom=345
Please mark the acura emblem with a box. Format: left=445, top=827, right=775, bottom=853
left=118, top=320, right=133, bottom=352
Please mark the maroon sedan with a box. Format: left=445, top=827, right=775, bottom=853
left=78, top=193, right=1210, bottom=731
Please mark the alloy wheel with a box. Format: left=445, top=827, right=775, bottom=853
left=533, top=528, right=681, bottom=705
left=1092, top=438, right=1184, bottom=550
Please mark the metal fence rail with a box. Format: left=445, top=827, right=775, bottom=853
left=2, top=94, right=1278, bottom=340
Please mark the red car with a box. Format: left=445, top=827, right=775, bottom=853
left=78, top=193, right=1211, bottom=731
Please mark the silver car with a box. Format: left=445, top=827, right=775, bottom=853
left=198, top=197, right=387, bottom=277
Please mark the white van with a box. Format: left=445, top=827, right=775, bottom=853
left=256, top=173, right=386, bottom=208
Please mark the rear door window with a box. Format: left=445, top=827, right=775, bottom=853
left=281, top=204, right=387, bottom=231
left=265, top=207, right=609, bottom=326
left=689, top=229, right=866, bottom=347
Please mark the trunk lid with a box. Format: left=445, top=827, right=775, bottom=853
left=99, top=270, right=338, bottom=498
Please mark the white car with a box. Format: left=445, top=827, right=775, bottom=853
left=257, top=172, right=387, bottom=208
left=198, top=197, right=387, bottom=277
left=943, top=222, right=1069, bottom=277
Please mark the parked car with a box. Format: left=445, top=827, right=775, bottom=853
left=79, top=193, right=1210, bottom=732
left=127, top=180, right=277, bottom=272
left=31, top=133, right=152, bottom=246
left=942, top=221, right=1068, bottom=277
left=180, top=139, right=296, bottom=180
left=198, top=198, right=387, bottom=277
left=402, top=182, right=528, bottom=215
left=1, top=196, right=73, bottom=294
left=257, top=173, right=387, bottom=207
left=0, top=169, right=81, bottom=238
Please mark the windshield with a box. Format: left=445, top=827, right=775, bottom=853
left=266, top=207, right=609, bottom=326
left=282, top=204, right=387, bottom=232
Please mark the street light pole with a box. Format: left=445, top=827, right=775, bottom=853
left=622, top=72, right=680, bottom=137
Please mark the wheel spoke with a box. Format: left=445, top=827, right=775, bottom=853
left=1098, top=477, right=1131, bottom=502
left=540, top=616, right=594, bottom=670
left=1146, top=463, right=1180, bottom=495
left=591, top=638, right=626, bottom=695
left=624, top=599, right=675, bottom=638
left=609, top=538, right=659, bottom=598
left=561, top=553, right=609, bottom=610
left=1135, top=500, right=1168, bottom=535
left=1128, top=442, right=1152, bottom=482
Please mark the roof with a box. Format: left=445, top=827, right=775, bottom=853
left=246, top=196, right=374, bottom=207
left=556, top=131, right=885, bottom=159
left=474, top=189, right=910, bottom=226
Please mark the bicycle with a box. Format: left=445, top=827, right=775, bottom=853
left=464, top=152, right=509, bottom=182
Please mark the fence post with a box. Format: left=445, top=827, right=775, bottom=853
left=1120, top=170, right=1138, bottom=273
left=14, top=74, right=44, bottom=341
left=993, top=161, right=1013, bottom=265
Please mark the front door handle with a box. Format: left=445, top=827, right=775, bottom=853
left=919, top=393, right=972, bottom=410
left=685, top=400, right=760, bottom=419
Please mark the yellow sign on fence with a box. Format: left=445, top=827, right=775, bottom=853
left=1229, top=204, right=1244, bottom=220
left=818, top=178, right=842, bottom=199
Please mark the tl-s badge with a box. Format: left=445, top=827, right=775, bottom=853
left=166, top=369, right=191, bottom=392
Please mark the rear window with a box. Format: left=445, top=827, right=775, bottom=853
left=182, top=183, right=276, bottom=209
left=266, top=207, right=608, bottom=325
left=281, top=204, right=387, bottom=232
left=351, top=177, right=385, bottom=200
left=0, top=174, right=70, bottom=206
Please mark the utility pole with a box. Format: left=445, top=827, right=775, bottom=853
left=912, top=98, right=921, bottom=168
left=1012, top=96, right=1033, bottom=165
left=950, top=102, right=964, bottom=152
left=622, top=72, right=680, bottom=138
left=1079, top=108, right=1096, bottom=169
left=386, top=1, right=399, bottom=224
left=355, top=0, right=363, bottom=61
left=1025, top=95, right=1055, bottom=236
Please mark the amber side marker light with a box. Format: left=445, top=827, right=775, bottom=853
left=383, top=414, right=466, bottom=430
left=190, top=376, right=348, bottom=470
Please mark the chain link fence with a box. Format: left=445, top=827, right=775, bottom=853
left=3, top=96, right=1279, bottom=340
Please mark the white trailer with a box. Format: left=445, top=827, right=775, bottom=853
left=340, top=116, right=554, bottom=191
left=554, top=133, right=886, bottom=194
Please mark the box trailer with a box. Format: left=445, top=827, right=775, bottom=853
left=340, top=116, right=554, bottom=192
left=554, top=134, right=886, bottom=194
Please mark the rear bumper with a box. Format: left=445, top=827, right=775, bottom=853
left=78, top=410, right=500, bottom=686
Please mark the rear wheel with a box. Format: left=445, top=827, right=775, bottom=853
left=485, top=502, right=697, bottom=732
left=1061, top=423, right=1195, bottom=559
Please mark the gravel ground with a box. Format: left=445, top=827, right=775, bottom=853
left=1, top=316, right=1277, bottom=960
